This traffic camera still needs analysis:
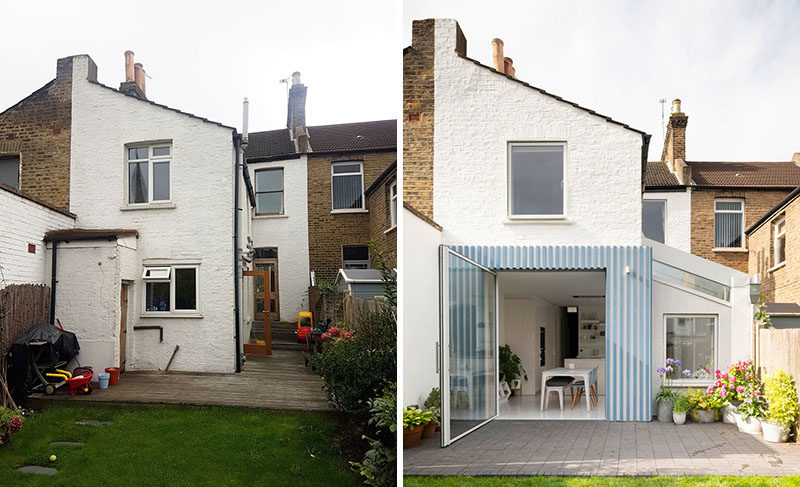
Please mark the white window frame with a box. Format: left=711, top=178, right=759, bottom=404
left=126, top=143, right=172, bottom=206
left=774, top=216, right=787, bottom=268
left=0, top=153, right=21, bottom=190
left=389, top=181, right=397, bottom=228
left=713, top=198, right=745, bottom=250
left=642, top=199, right=667, bottom=244
left=507, top=141, right=568, bottom=219
left=141, top=264, right=200, bottom=316
left=662, top=314, right=718, bottom=386
left=342, top=245, right=370, bottom=269
left=331, top=161, right=365, bottom=213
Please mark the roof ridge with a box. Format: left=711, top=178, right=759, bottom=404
left=248, top=119, right=396, bottom=136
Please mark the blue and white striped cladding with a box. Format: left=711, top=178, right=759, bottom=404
left=450, top=245, right=652, bottom=422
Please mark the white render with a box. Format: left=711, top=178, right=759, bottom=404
left=432, top=19, right=645, bottom=247
left=402, top=207, right=442, bottom=407
left=67, top=55, right=237, bottom=373
left=644, top=189, right=691, bottom=252
left=0, top=189, right=74, bottom=287
left=248, top=155, right=310, bottom=322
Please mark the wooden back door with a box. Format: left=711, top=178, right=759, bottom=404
left=243, top=270, right=272, bottom=356
left=254, top=258, right=279, bottom=322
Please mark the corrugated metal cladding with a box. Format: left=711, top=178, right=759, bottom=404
left=450, top=245, right=653, bottom=422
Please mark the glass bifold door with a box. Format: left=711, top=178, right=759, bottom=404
left=439, top=246, right=498, bottom=447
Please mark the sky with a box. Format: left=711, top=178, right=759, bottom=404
left=0, top=0, right=399, bottom=133
left=404, top=0, right=800, bottom=162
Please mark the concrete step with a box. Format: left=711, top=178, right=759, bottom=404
left=272, top=340, right=306, bottom=351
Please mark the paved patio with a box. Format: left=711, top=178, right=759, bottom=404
left=404, top=420, right=800, bottom=476
left=28, top=350, right=330, bottom=411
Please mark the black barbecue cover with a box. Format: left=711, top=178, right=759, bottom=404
left=7, top=323, right=80, bottom=399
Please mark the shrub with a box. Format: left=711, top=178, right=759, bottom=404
left=763, top=369, right=800, bottom=427
left=351, top=383, right=396, bottom=487
left=0, top=407, right=24, bottom=445
left=424, top=387, right=440, bottom=425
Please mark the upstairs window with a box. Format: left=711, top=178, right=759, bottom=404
left=389, top=181, right=397, bottom=227
left=255, top=168, right=284, bottom=215
left=642, top=200, right=666, bottom=243
left=0, top=154, right=20, bottom=189
left=343, top=245, right=370, bottom=269
left=774, top=217, right=786, bottom=266
left=332, top=161, right=364, bottom=211
left=714, top=199, right=744, bottom=248
left=143, top=265, right=198, bottom=312
left=508, top=143, right=565, bottom=217
left=128, top=144, right=171, bottom=204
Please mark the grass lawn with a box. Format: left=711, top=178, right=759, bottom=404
left=404, top=476, right=800, bottom=486
left=0, top=404, right=360, bottom=486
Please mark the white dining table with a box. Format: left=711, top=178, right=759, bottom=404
left=540, top=367, right=595, bottom=411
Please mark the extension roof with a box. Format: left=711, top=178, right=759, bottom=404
left=644, top=161, right=680, bottom=188
left=44, top=228, right=139, bottom=242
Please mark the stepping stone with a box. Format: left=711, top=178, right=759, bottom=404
left=18, top=466, right=58, bottom=475
left=75, top=420, right=112, bottom=426
left=49, top=441, right=85, bottom=446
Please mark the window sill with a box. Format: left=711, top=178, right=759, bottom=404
left=768, top=261, right=787, bottom=273
left=253, top=214, right=288, bottom=220
left=384, top=225, right=397, bottom=234
left=665, top=379, right=715, bottom=388
left=712, top=247, right=748, bottom=253
left=140, top=312, right=203, bottom=319
left=121, top=202, right=176, bottom=211
left=331, top=209, right=368, bottom=214
left=504, top=217, right=572, bottom=225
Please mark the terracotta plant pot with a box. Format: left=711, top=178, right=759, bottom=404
left=421, top=421, right=436, bottom=439
left=761, top=421, right=790, bottom=443
left=734, top=414, right=762, bottom=435
left=403, top=425, right=424, bottom=449
left=673, top=411, right=686, bottom=425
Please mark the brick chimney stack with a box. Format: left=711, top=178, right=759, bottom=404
left=662, top=98, right=691, bottom=185
left=287, top=72, right=309, bottom=152
left=119, top=51, right=147, bottom=101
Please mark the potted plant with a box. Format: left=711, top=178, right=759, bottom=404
left=761, top=370, right=799, bottom=443
left=403, top=407, right=432, bottom=448
left=672, top=394, right=690, bottom=425
left=687, top=388, right=724, bottom=423
left=655, top=358, right=691, bottom=422
left=423, top=387, right=441, bottom=432
left=499, top=345, right=527, bottom=395
left=715, top=360, right=757, bottom=424
left=736, top=393, right=766, bottom=435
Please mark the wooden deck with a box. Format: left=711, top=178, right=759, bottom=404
left=29, top=350, right=330, bottom=411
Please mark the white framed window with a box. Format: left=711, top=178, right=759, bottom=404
left=0, top=154, right=20, bottom=189
left=255, top=168, right=284, bottom=215
left=331, top=161, right=364, bottom=211
left=142, top=265, right=198, bottom=313
left=389, top=181, right=397, bottom=227
left=508, top=142, right=566, bottom=218
left=127, top=144, right=171, bottom=204
left=713, top=199, right=744, bottom=248
left=342, top=245, right=370, bottom=269
left=642, top=200, right=666, bottom=243
left=774, top=216, right=786, bottom=266
left=664, top=315, right=717, bottom=381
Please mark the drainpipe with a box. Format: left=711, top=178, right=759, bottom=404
left=49, top=241, right=58, bottom=324
left=233, top=131, right=242, bottom=373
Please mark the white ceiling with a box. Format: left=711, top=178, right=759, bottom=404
left=497, top=270, right=606, bottom=306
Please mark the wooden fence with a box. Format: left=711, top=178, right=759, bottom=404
left=343, top=294, right=387, bottom=324
left=758, top=327, right=800, bottom=401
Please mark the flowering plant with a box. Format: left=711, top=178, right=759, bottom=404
left=655, top=358, right=691, bottom=403
left=321, top=326, right=355, bottom=342
left=763, top=369, right=800, bottom=427
left=0, top=407, right=24, bottom=446
left=738, top=393, right=766, bottom=419
left=715, top=360, right=757, bottom=404
left=687, top=387, right=724, bottom=411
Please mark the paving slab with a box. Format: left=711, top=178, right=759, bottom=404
left=404, top=420, right=800, bottom=477
left=49, top=441, right=86, bottom=446
left=18, top=466, right=57, bottom=475
left=75, top=420, right=112, bottom=426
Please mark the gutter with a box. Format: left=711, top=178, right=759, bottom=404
left=49, top=241, right=57, bottom=324
left=233, top=132, right=242, bottom=373
left=745, top=186, right=800, bottom=235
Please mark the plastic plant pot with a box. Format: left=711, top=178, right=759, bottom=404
left=761, top=421, right=790, bottom=443
left=98, top=373, right=110, bottom=390
left=105, top=367, right=120, bottom=386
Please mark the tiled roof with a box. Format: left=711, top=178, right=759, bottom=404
left=644, top=161, right=680, bottom=187
left=44, top=228, right=139, bottom=242
left=245, top=120, right=397, bottom=161
left=688, top=161, right=800, bottom=188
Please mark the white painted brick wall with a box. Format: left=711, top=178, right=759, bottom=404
left=644, top=190, right=691, bottom=253
left=0, top=189, right=75, bottom=288
left=68, top=56, right=236, bottom=373
left=248, top=156, right=310, bottom=322
left=433, top=19, right=644, bottom=246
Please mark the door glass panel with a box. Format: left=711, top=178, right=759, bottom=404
left=256, top=298, right=264, bottom=313
left=445, top=251, right=497, bottom=444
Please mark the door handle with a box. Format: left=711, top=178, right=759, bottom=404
left=449, top=343, right=454, bottom=373
left=435, top=342, right=440, bottom=373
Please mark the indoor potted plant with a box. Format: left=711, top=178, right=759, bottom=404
left=403, top=407, right=432, bottom=448
left=499, top=345, right=527, bottom=395
left=655, top=358, right=690, bottom=422
left=736, top=392, right=766, bottom=434
left=672, top=394, right=690, bottom=425
left=423, top=387, right=441, bottom=432
left=761, top=369, right=799, bottom=443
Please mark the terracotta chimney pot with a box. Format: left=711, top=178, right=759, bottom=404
left=134, top=63, right=146, bottom=97
left=503, top=57, right=515, bottom=78
left=671, top=99, right=682, bottom=114
left=124, top=51, right=135, bottom=82
left=491, top=38, right=505, bottom=73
